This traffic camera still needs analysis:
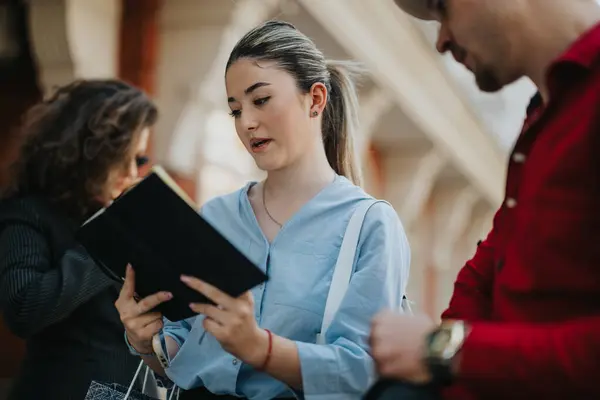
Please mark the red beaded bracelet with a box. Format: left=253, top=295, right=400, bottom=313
left=259, top=329, right=273, bottom=371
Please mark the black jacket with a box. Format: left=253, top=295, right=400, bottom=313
left=0, top=196, right=142, bottom=400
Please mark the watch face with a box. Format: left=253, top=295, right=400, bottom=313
left=428, top=321, right=468, bottom=361
left=430, top=329, right=452, bottom=354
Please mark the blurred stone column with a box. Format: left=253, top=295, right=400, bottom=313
left=28, top=0, right=121, bottom=92
left=431, top=183, right=479, bottom=317
left=381, top=149, right=446, bottom=316
left=118, top=0, right=162, bottom=178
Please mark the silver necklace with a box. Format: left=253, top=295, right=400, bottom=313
left=261, top=174, right=336, bottom=228
left=262, top=181, right=283, bottom=228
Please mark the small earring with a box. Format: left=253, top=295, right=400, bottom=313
left=312, top=111, right=318, bottom=117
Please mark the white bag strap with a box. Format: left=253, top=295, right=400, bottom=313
left=123, top=360, right=145, bottom=400
left=124, top=360, right=180, bottom=400
left=317, top=199, right=382, bottom=345
left=168, top=386, right=181, bottom=400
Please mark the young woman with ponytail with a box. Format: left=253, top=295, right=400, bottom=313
left=116, top=20, right=410, bottom=400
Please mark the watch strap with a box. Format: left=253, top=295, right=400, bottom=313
left=425, top=321, right=468, bottom=387
left=426, top=355, right=455, bottom=387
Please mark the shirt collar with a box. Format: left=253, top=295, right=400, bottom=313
left=527, top=22, right=600, bottom=115
left=552, top=21, right=600, bottom=69
left=546, top=22, right=600, bottom=92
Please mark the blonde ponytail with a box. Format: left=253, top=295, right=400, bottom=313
left=322, top=61, right=363, bottom=186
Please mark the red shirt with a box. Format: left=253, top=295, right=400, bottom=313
left=442, top=22, right=600, bottom=399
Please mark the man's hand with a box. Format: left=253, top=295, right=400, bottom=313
left=370, top=311, right=436, bottom=384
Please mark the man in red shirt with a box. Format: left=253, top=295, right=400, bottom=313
left=369, top=0, right=600, bottom=399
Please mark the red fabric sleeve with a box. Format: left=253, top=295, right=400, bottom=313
left=444, top=317, right=600, bottom=399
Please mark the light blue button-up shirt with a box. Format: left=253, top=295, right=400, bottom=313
left=161, top=175, right=410, bottom=399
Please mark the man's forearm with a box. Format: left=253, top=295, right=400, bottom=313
left=450, top=317, right=600, bottom=398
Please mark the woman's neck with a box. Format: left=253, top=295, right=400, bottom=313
left=264, top=149, right=336, bottom=201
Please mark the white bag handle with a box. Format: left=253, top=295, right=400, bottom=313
left=124, top=360, right=180, bottom=400
left=123, top=361, right=145, bottom=400
left=316, top=199, right=414, bottom=345
left=317, top=200, right=382, bottom=345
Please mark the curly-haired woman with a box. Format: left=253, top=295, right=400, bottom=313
left=0, top=79, right=158, bottom=400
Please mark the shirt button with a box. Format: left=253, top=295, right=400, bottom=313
left=232, top=358, right=238, bottom=365
left=512, top=152, right=526, bottom=163
left=505, top=198, right=517, bottom=208
left=496, top=258, right=504, bottom=271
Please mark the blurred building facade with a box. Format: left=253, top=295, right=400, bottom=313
left=0, top=0, right=531, bottom=393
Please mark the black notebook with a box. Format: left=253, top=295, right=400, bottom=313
left=76, top=165, right=268, bottom=322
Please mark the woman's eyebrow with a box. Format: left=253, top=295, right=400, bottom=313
left=228, top=82, right=271, bottom=102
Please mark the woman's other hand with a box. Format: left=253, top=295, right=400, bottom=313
left=181, top=275, right=269, bottom=366
left=115, top=264, right=173, bottom=354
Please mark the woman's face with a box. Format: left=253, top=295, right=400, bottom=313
left=225, top=58, right=327, bottom=172
left=106, top=127, right=150, bottom=203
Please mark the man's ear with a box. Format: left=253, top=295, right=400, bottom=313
left=308, top=82, right=328, bottom=118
